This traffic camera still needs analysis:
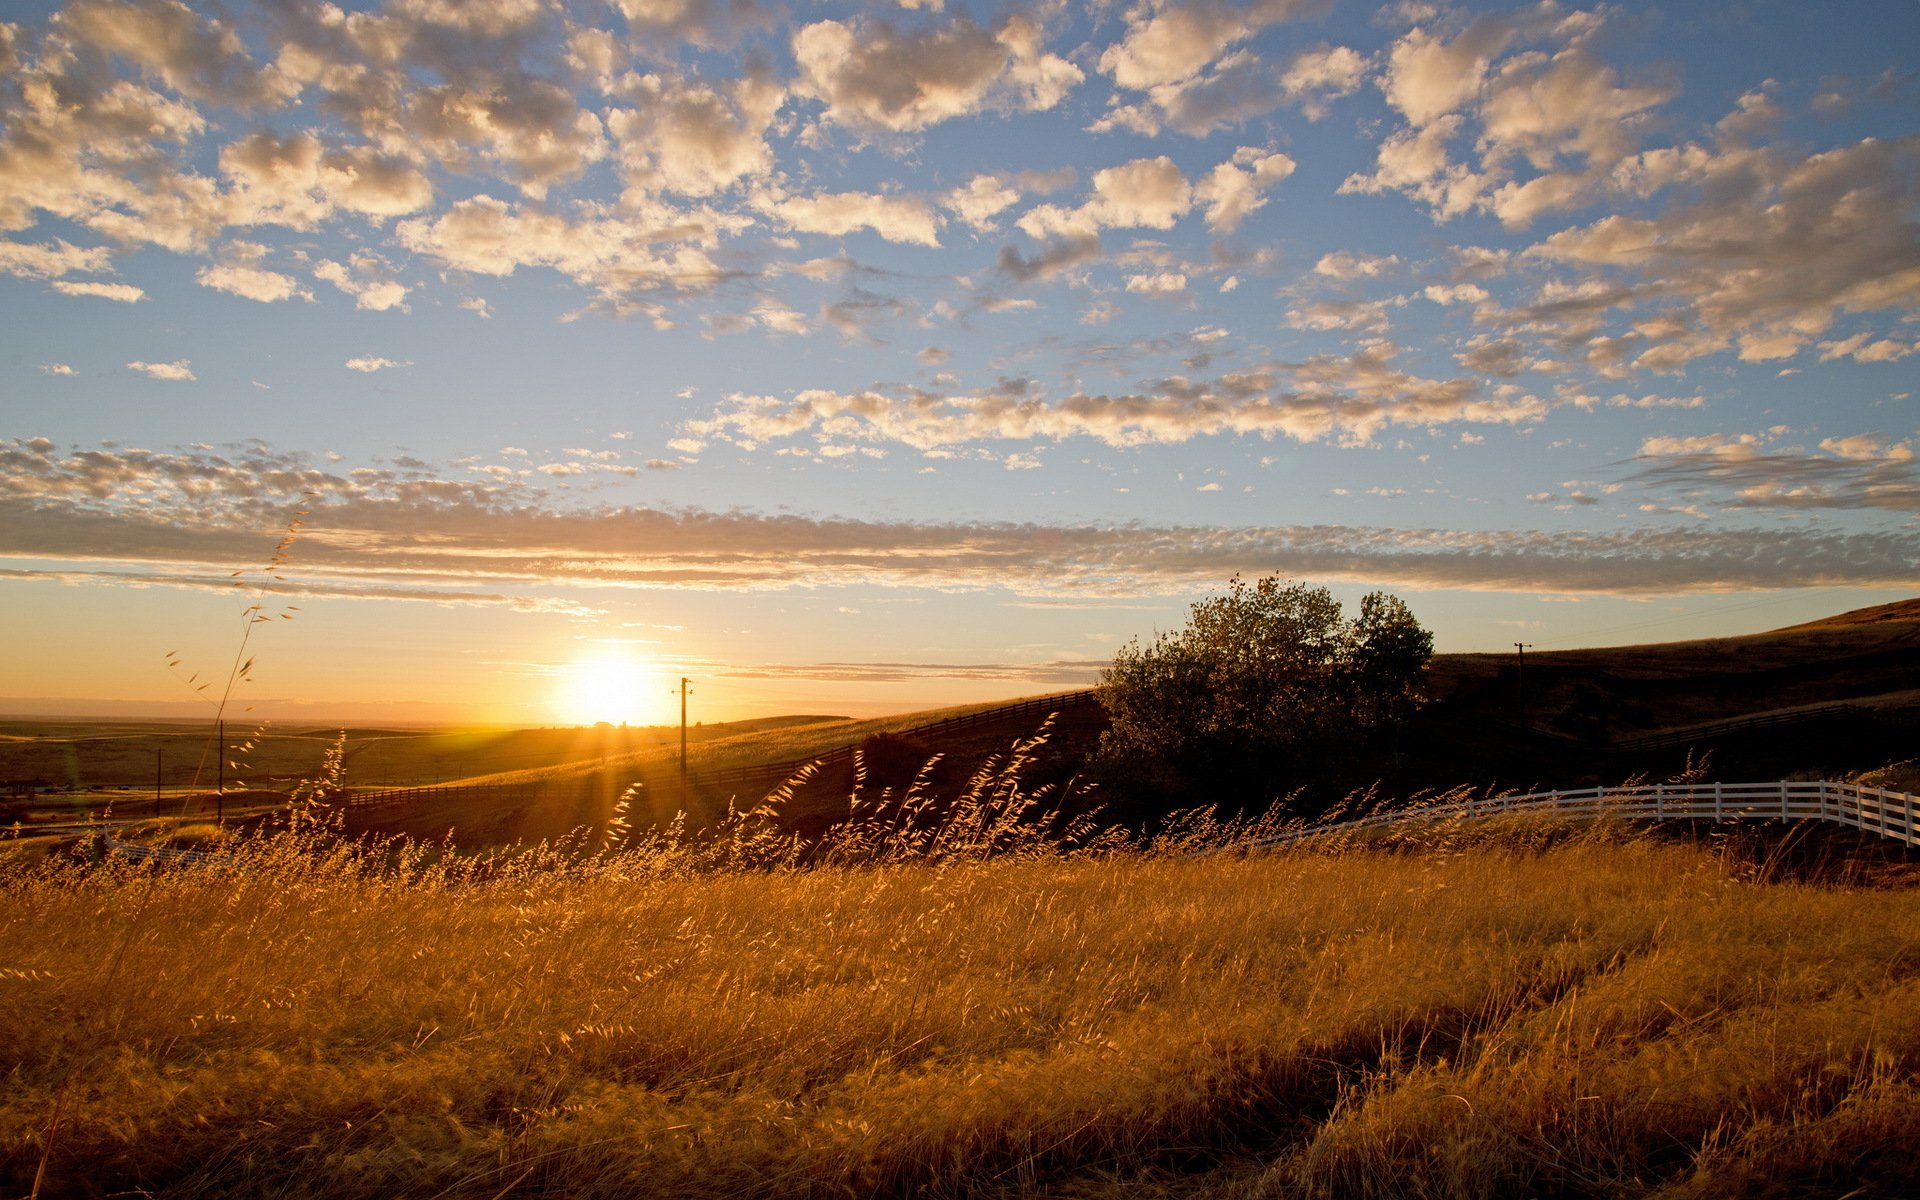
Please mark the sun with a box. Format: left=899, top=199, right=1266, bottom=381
left=553, top=652, right=665, bottom=727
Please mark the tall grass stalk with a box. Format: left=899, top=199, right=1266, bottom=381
left=4, top=770, right=1916, bottom=1198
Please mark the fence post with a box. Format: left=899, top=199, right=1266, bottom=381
left=1654, top=783, right=1664, bottom=820
left=1713, top=781, right=1722, bottom=820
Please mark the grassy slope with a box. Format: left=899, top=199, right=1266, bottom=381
left=3, top=821, right=1916, bottom=1199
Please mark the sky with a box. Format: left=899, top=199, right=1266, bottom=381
left=2, top=0, right=1917, bottom=727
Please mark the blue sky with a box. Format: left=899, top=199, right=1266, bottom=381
left=2, top=0, right=1917, bottom=724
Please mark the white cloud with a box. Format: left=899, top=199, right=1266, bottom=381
left=345, top=356, right=409, bottom=373
left=5, top=439, right=1916, bottom=598
left=196, top=263, right=309, bottom=303
left=1281, top=45, right=1369, bottom=118
left=127, top=359, right=195, bottom=381
left=1314, top=250, right=1400, bottom=280
left=313, top=255, right=410, bottom=311
left=1195, top=148, right=1294, bottom=231
left=685, top=345, right=1542, bottom=454
left=1100, top=0, right=1331, bottom=91
left=1125, top=271, right=1188, bottom=294
left=51, top=280, right=145, bottom=302
left=607, top=74, right=783, bottom=200
left=0, top=238, right=114, bottom=279
left=758, top=189, right=943, bottom=247
left=792, top=14, right=1080, bottom=135
left=945, top=175, right=1021, bottom=231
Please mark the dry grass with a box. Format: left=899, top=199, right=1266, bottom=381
left=2, top=776, right=1916, bottom=1200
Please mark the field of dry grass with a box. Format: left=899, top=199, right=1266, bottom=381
left=4, top=808, right=1916, bottom=1199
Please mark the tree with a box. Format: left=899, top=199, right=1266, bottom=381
left=1091, top=577, right=1433, bottom=810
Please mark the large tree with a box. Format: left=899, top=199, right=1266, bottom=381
left=1092, top=577, right=1432, bottom=810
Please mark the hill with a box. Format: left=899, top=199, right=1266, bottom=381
left=8, top=598, right=1917, bottom=844
left=1400, top=598, right=1920, bottom=796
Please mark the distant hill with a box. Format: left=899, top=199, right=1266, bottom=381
left=1401, top=596, right=1920, bottom=796
left=1775, top=597, right=1920, bottom=629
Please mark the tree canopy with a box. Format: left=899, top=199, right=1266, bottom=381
left=1092, top=577, right=1433, bottom=809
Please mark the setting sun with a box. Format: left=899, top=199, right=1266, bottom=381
left=553, top=653, right=666, bottom=727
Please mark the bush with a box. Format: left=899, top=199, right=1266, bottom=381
left=856, top=732, right=938, bottom=790
left=1091, top=577, right=1432, bottom=813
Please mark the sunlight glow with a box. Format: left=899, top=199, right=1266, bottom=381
left=553, top=653, right=665, bottom=727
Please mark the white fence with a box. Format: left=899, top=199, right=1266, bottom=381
left=101, top=834, right=219, bottom=866
left=97, top=780, right=1920, bottom=865
left=1259, top=780, right=1918, bottom=848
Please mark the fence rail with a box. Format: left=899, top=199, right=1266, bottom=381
left=106, top=779, right=1918, bottom=866
left=1610, top=703, right=1866, bottom=753
left=1256, top=780, right=1919, bottom=849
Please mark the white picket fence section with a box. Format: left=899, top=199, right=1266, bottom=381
left=96, top=780, right=1919, bottom=865
left=102, top=834, right=220, bottom=866
left=1258, top=780, right=1919, bottom=849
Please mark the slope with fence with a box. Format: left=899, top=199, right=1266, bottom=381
left=1258, top=779, right=1919, bottom=849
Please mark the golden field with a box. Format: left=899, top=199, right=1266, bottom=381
left=3, top=812, right=1916, bottom=1199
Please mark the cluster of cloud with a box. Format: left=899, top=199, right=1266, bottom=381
left=1630, top=430, right=1920, bottom=514
left=683, top=343, right=1544, bottom=452
left=9, top=438, right=1916, bottom=599
left=4, top=0, right=1916, bottom=493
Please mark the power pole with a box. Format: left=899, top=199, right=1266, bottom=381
left=216, top=717, right=224, bottom=821
left=1514, top=643, right=1534, bottom=733
left=155, top=748, right=163, bottom=817
left=677, top=677, right=692, bottom=781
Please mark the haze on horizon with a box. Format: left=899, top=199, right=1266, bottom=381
left=2, top=0, right=1917, bottom=727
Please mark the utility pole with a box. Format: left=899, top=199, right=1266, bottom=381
left=676, top=677, right=692, bottom=782
left=155, top=748, right=163, bottom=817
left=216, top=717, right=224, bottom=821
left=1514, top=643, right=1534, bottom=734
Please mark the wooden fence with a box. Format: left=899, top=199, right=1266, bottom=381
left=346, top=780, right=552, bottom=814
left=1256, top=779, right=1919, bottom=849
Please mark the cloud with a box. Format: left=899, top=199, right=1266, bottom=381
left=1629, top=430, right=1920, bottom=513
left=792, top=14, right=1079, bottom=135
left=1280, top=44, right=1369, bottom=118
left=313, top=255, right=410, bottom=311
left=757, top=189, right=943, bottom=247
left=42, top=363, right=75, bottom=375
left=945, top=175, right=1021, bottom=231
left=196, top=262, right=308, bottom=303
left=1818, top=332, right=1916, bottom=363
left=1195, top=148, right=1294, bottom=231
left=1092, top=38, right=1364, bottom=136
left=50, top=280, right=145, bottom=302
left=1126, top=271, right=1188, bottom=295
left=126, top=359, right=195, bottom=380
left=1528, top=135, right=1920, bottom=369
left=602, top=0, right=775, bottom=46
left=684, top=345, right=1542, bottom=452
left=1314, top=251, right=1400, bottom=280
left=52, top=0, right=297, bottom=107
left=1352, top=13, right=1677, bottom=228
left=1016, top=155, right=1199, bottom=241
left=606, top=73, right=783, bottom=199
left=399, top=80, right=609, bottom=200
left=0, top=238, right=115, bottom=279
left=4, top=439, right=1915, bottom=599
left=1099, top=0, right=1332, bottom=91
left=219, top=131, right=434, bottom=226
left=345, top=356, right=409, bottom=373
left=394, top=195, right=727, bottom=304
